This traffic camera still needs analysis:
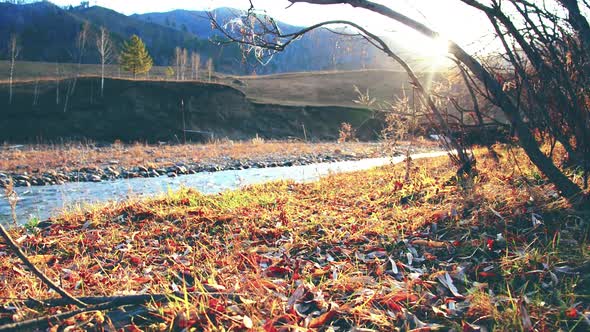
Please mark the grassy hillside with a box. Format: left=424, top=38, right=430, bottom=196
left=234, top=70, right=421, bottom=108
left=0, top=61, right=418, bottom=108
left=0, top=61, right=185, bottom=82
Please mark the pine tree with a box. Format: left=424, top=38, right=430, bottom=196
left=120, top=35, right=153, bottom=79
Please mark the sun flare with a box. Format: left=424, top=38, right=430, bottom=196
left=421, top=37, right=450, bottom=58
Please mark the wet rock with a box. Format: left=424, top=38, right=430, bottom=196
left=105, top=166, right=116, bottom=173
left=16, top=179, right=30, bottom=187
left=167, top=172, right=177, bottom=178
left=88, top=174, right=102, bottom=182
left=14, top=175, right=30, bottom=182
left=176, top=166, right=188, bottom=174
left=138, top=165, right=149, bottom=173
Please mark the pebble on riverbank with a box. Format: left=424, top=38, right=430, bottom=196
left=0, top=151, right=409, bottom=188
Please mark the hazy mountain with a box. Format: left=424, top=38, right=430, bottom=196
left=0, top=1, right=395, bottom=74
left=132, top=8, right=234, bottom=39
left=133, top=7, right=394, bottom=73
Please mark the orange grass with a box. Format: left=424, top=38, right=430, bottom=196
left=0, top=145, right=588, bottom=331
left=0, top=141, right=415, bottom=174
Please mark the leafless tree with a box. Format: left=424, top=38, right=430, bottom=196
left=211, top=0, right=587, bottom=201
left=180, top=48, right=188, bottom=80
left=458, top=0, right=590, bottom=190
left=7, top=34, right=20, bottom=104
left=207, top=58, right=214, bottom=82
left=55, top=62, right=60, bottom=105
left=174, top=46, right=182, bottom=80
left=64, top=22, right=90, bottom=112
left=96, top=26, right=113, bottom=97
left=191, top=51, right=201, bottom=80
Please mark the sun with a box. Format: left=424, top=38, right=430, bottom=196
left=421, top=37, right=450, bottom=58
left=395, top=30, right=450, bottom=65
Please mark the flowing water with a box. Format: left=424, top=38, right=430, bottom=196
left=0, top=151, right=447, bottom=226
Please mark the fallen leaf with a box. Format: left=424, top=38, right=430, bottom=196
left=411, top=239, right=447, bottom=248
left=308, top=309, right=338, bottom=328
left=243, top=315, right=253, bottom=329
left=565, top=307, right=578, bottom=319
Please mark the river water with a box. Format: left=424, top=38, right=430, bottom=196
left=0, top=151, right=447, bottom=226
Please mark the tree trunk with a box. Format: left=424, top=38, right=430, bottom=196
left=558, top=0, right=590, bottom=45
left=8, top=57, right=14, bottom=104
left=100, top=61, right=105, bottom=97
left=450, top=47, right=583, bottom=199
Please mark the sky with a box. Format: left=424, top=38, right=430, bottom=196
left=48, top=0, right=494, bottom=54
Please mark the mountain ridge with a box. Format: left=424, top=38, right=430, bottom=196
left=1, top=1, right=393, bottom=74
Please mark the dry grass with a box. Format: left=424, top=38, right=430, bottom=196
left=233, top=69, right=423, bottom=108
left=1, top=61, right=432, bottom=108
left=0, top=141, right=401, bottom=174
left=0, top=145, right=588, bottom=330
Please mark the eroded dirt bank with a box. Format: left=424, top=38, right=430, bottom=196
left=0, top=77, right=380, bottom=143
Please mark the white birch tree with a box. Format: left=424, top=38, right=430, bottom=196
left=191, top=52, right=200, bottom=80
left=96, top=26, right=113, bottom=97
left=206, top=58, right=214, bottom=82
left=180, top=48, right=188, bottom=80
left=8, top=34, right=20, bottom=104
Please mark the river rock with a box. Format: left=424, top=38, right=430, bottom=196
left=14, top=175, right=30, bottom=182
left=167, top=172, right=177, bottom=177
left=16, top=179, right=30, bottom=187
left=176, top=166, right=188, bottom=174
left=88, top=174, right=102, bottom=182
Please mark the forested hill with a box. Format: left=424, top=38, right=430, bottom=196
left=0, top=2, right=394, bottom=74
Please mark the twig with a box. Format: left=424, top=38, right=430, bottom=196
left=20, top=289, right=244, bottom=308
left=0, top=224, right=87, bottom=308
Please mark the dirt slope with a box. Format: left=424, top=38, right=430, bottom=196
left=0, top=77, right=380, bottom=142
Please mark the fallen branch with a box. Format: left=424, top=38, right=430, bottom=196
left=0, top=223, right=87, bottom=308
left=0, top=291, right=244, bottom=332
left=20, top=289, right=244, bottom=308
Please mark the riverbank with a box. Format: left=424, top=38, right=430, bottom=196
left=0, top=140, right=437, bottom=187
left=0, top=145, right=588, bottom=331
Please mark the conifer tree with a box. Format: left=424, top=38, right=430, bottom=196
left=120, top=35, right=153, bottom=79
